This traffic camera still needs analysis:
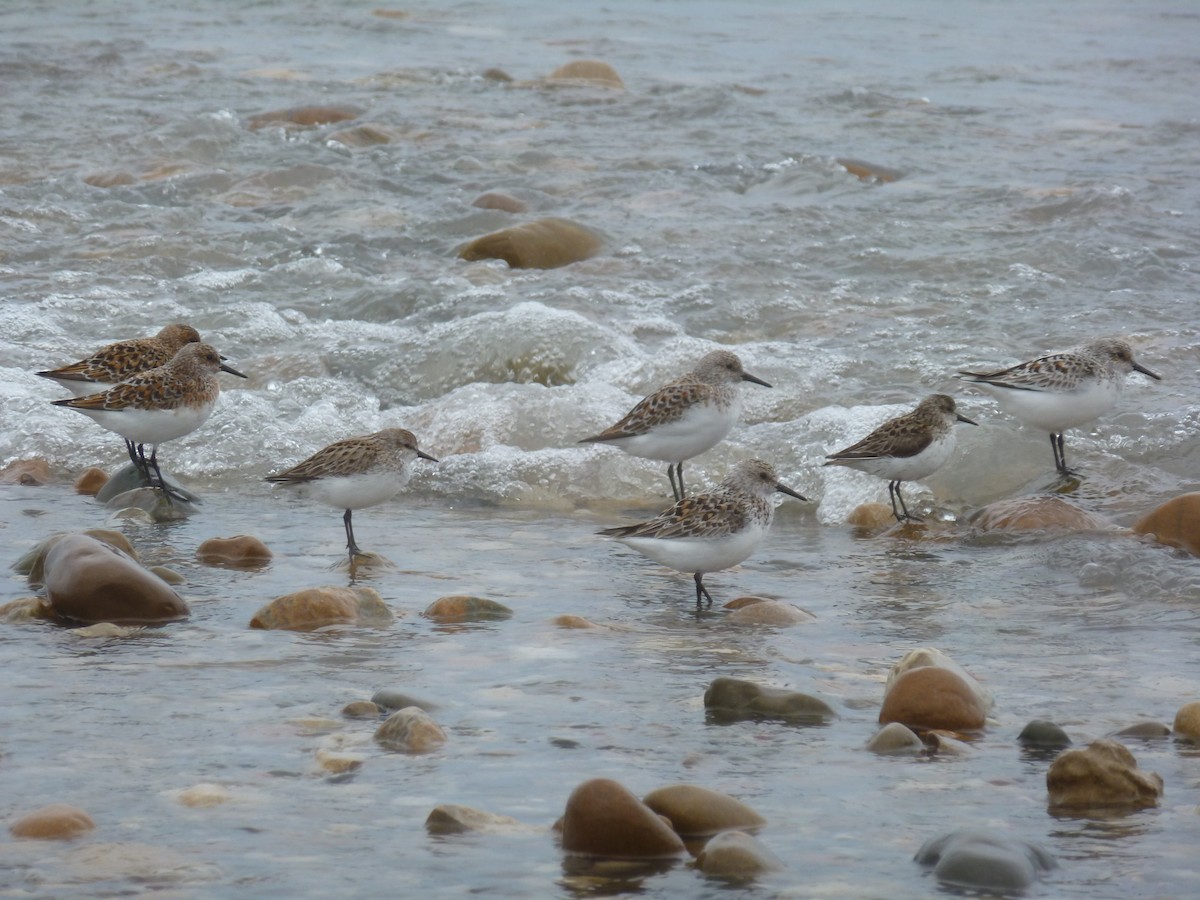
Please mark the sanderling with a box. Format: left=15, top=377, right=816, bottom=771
left=265, top=428, right=437, bottom=571
left=824, top=394, right=977, bottom=522
left=579, top=349, right=771, bottom=501
left=37, top=323, right=205, bottom=397
left=50, top=342, right=246, bottom=499
left=598, top=458, right=807, bottom=608
left=957, top=337, right=1160, bottom=476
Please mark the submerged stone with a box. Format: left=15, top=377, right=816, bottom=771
left=866, top=722, right=925, bottom=755
left=250, top=586, right=392, bottom=631
left=704, top=676, right=837, bottom=723
left=695, top=830, right=785, bottom=877
left=422, top=595, right=513, bottom=623
left=1018, top=720, right=1072, bottom=751
left=641, top=784, right=766, bottom=836
left=9, top=804, right=96, bottom=840
left=458, top=218, right=601, bottom=269
left=915, top=828, right=1055, bottom=891
left=879, top=667, right=986, bottom=732
left=1132, top=492, right=1200, bottom=557
left=559, top=778, right=685, bottom=859
left=1173, top=701, right=1200, bottom=741
left=374, top=707, right=446, bottom=752
left=1046, top=739, right=1163, bottom=810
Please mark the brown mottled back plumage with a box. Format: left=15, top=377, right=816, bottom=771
left=51, top=342, right=228, bottom=413
left=37, top=323, right=203, bottom=391
left=266, top=428, right=433, bottom=484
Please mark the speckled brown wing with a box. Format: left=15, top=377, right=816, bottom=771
left=960, top=351, right=1102, bottom=392
left=827, top=412, right=935, bottom=461
left=266, top=436, right=383, bottom=484
left=50, top=366, right=210, bottom=413
left=38, top=340, right=175, bottom=384
left=599, top=491, right=747, bottom=540
left=581, top=378, right=711, bottom=441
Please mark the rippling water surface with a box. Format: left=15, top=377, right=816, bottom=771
left=2, top=1, right=1199, bottom=896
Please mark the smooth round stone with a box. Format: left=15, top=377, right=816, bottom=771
left=1173, top=701, right=1200, bottom=741
left=43, top=533, right=189, bottom=625
left=315, top=750, right=364, bottom=775
left=149, top=566, right=185, bottom=585
left=695, top=831, right=784, bottom=877
left=370, top=689, right=435, bottom=712
left=928, top=731, right=973, bottom=756
left=70, top=622, right=143, bottom=638
left=457, top=217, right=602, bottom=269
left=196, top=535, right=273, bottom=568
left=836, top=157, right=904, bottom=183
left=341, top=700, right=381, bottom=719
left=546, top=60, right=625, bottom=89
left=73, top=466, right=109, bottom=495
left=1132, top=492, right=1200, bottom=557
left=971, top=495, right=1112, bottom=532
left=175, top=784, right=230, bottom=808
left=0, top=457, right=51, bottom=485
left=246, top=104, right=362, bottom=130
left=722, top=597, right=816, bottom=625
left=422, top=595, right=513, bottom=623
left=83, top=171, right=136, bottom=188
left=879, top=667, right=986, bottom=732
left=559, top=778, right=685, bottom=859
left=845, top=502, right=894, bottom=529
left=1114, top=720, right=1171, bottom=739
left=703, top=676, right=837, bottom=723
left=425, top=804, right=537, bottom=835
left=374, top=707, right=446, bottom=752
left=472, top=191, right=528, bottom=213
left=0, top=598, right=48, bottom=624
left=326, top=123, right=402, bottom=147
left=249, top=586, right=392, bottom=631
left=1018, top=720, right=1072, bottom=751
left=885, top=647, right=994, bottom=712
left=1046, top=739, right=1163, bottom=810
left=9, top=804, right=95, bottom=839
left=641, top=784, right=766, bottom=836
left=866, top=722, right=925, bottom=755
left=16, top=529, right=136, bottom=583
left=96, top=462, right=199, bottom=507
left=915, top=828, right=1056, bottom=892
left=553, top=614, right=600, bottom=629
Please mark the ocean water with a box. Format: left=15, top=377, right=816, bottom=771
left=2, top=1, right=1199, bottom=896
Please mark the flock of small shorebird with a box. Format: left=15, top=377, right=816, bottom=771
left=36, top=325, right=1160, bottom=607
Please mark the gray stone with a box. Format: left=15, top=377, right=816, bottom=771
left=915, top=828, right=1055, bottom=891
left=704, top=676, right=837, bottom=724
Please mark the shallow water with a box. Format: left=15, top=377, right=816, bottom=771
left=2, top=0, right=1200, bottom=896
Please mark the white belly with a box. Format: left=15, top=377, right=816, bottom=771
left=288, top=470, right=409, bottom=511
left=77, top=402, right=215, bottom=445
left=612, top=399, right=739, bottom=463
left=616, top=522, right=766, bottom=575
left=840, top=432, right=958, bottom=483
left=980, top=379, right=1121, bottom=432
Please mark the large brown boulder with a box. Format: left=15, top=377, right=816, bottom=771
left=458, top=218, right=601, bottom=269
left=1173, top=701, right=1200, bottom=741
left=971, top=496, right=1112, bottom=532
left=0, top=457, right=51, bottom=485
left=9, top=804, right=95, bottom=839
left=546, top=60, right=624, bottom=89
left=422, top=595, right=513, bottom=623
left=879, top=667, right=986, bottom=732
left=42, top=534, right=188, bottom=625
left=641, top=784, right=765, bottom=837
left=559, top=779, right=685, bottom=858
left=1046, top=739, right=1163, bottom=810
left=694, top=831, right=784, bottom=877
left=1132, top=493, right=1200, bottom=557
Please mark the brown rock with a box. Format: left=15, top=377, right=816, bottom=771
left=1173, top=701, right=1200, bottom=741
left=547, top=60, right=625, bottom=89
left=971, top=496, right=1112, bottom=532
left=84, top=171, right=136, bottom=188
left=641, top=784, right=765, bottom=837
left=722, top=597, right=816, bottom=625
left=472, top=191, right=528, bottom=213
left=196, top=535, right=273, bottom=568
left=553, top=614, right=600, bottom=629
left=73, top=467, right=110, bottom=495
left=246, top=105, right=362, bottom=130
left=458, top=217, right=601, bottom=269
left=1046, top=739, right=1163, bottom=810
left=422, top=595, right=513, bottom=623
left=327, top=123, right=404, bottom=147
left=0, top=597, right=49, bottom=624
left=836, top=157, right=903, bottom=183
left=17, top=530, right=137, bottom=585
left=43, top=534, right=188, bottom=625
left=10, top=804, right=95, bottom=839
left=866, top=722, right=925, bottom=755
left=341, top=700, right=381, bottom=719
left=694, top=831, right=785, bottom=877
left=885, top=647, right=994, bottom=712
left=704, top=676, right=837, bottom=723
left=425, top=804, right=536, bottom=835
left=0, top=457, right=51, bottom=485
left=374, top=707, right=447, bottom=752
left=1132, top=493, right=1200, bottom=557
left=560, top=779, right=685, bottom=858
left=845, top=502, right=895, bottom=530
left=878, top=667, right=986, bottom=731
left=249, top=586, right=391, bottom=631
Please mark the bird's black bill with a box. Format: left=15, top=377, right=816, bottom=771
left=776, top=482, right=809, bottom=502
left=957, top=413, right=979, bottom=426
left=741, top=372, right=772, bottom=388
left=417, top=450, right=439, bottom=462
left=220, top=362, right=248, bottom=378
left=1133, top=362, right=1162, bottom=381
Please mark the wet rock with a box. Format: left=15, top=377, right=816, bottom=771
left=722, top=597, right=816, bottom=625
left=1046, top=739, right=1163, bottom=810
left=845, top=502, right=894, bottom=529
left=1114, top=720, right=1171, bottom=739
left=64, top=841, right=212, bottom=883
left=249, top=586, right=393, bottom=631
left=0, top=457, right=51, bottom=485
left=96, top=462, right=199, bottom=508
left=472, top=191, right=528, bottom=213
left=704, top=676, right=837, bottom=724
left=866, top=722, right=925, bottom=755
left=885, top=647, right=994, bottom=712
left=553, top=614, right=600, bottom=629
left=74, top=467, right=109, bottom=495
left=246, top=104, right=363, bottom=130
left=1173, top=701, right=1200, bottom=741
left=375, top=707, right=447, bottom=752
left=915, top=828, right=1056, bottom=892
left=559, top=778, right=686, bottom=858
left=928, top=731, right=973, bottom=756
left=10, top=804, right=95, bottom=839
left=0, top=597, right=48, bottom=624
left=641, top=784, right=765, bottom=837
left=422, top=595, right=513, bottom=623
left=1019, top=720, right=1072, bottom=751
left=84, top=171, right=136, bottom=188
left=196, top=535, right=273, bottom=568
left=341, top=700, right=381, bottom=719
left=70, top=622, right=145, bottom=638
left=371, top=689, right=436, bottom=712
left=425, top=804, right=537, bottom=835
left=174, top=784, right=230, bottom=808
left=481, top=67, right=513, bottom=83
left=695, top=831, right=784, bottom=877
left=43, top=533, right=189, bottom=625
left=879, top=667, right=986, bottom=732
left=315, top=750, right=365, bottom=774
left=458, top=217, right=601, bottom=269
left=546, top=60, right=625, bottom=89
left=149, top=565, right=185, bottom=585
left=14, top=530, right=131, bottom=583
left=327, top=123, right=409, bottom=147
left=836, top=157, right=903, bottom=183
left=1132, top=493, right=1200, bottom=557
left=971, top=496, right=1112, bottom=532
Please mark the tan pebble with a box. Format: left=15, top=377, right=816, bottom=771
left=695, top=830, right=785, bottom=876
left=425, top=804, right=536, bottom=835
left=73, top=467, right=110, bottom=495
left=866, top=722, right=925, bottom=754
left=1046, top=738, right=1163, bottom=810
left=342, top=700, right=381, bottom=719
left=971, top=496, right=1112, bottom=532
left=422, top=595, right=513, bottom=623
left=196, top=535, right=273, bottom=568
left=70, top=622, right=142, bottom=638
left=553, top=614, right=599, bottom=629
left=559, top=778, right=685, bottom=858
left=458, top=217, right=601, bottom=269
left=327, top=123, right=402, bottom=147
left=0, top=457, right=51, bottom=485
left=724, top=598, right=816, bottom=625
left=176, top=784, right=230, bottom=808
left=83, top=171, right=136, bottom=188
left=250, top=587, right=360, bottom=631
left=641, top=784, right=765, bottom=837
left=885, top=647, right=994, bottom=712
left=836, top=157, right=903, bottom=183
left=546, top=60, right=625, bottom=89
left=10, top=804, right=95, bottom=839
left=472, top=191, right=527, bottom=213
left=246, top=105, right=362, bottom=130
left=316, top=750, right=365, bottom=774
left=1132, top=493, right=1200, bottom=557
left=481, top=67, right=513, bottom=82
left=0, top=598, right=50, bottom=624
left=149, top=565, right=185, bottom=585
left=44, top=533, right=188, bottom=625
left=879, top=667, right=986, bottom=731
left=845, top=502, right=895, bottom=530
left=375, top=707, right=447, bottom=752
left=1173, top=701, right=1200, bottom=740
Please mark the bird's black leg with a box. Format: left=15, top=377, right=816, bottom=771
left=668, top=462, right=685, bottom=502
left=1051, top=432, right=1079, bottom=477
left=891, top=481, right=919, bottom=521
left=144, top=446, right=173, bottom=505
left=126, top=440, right=151, bottom=484
left=693, top=572, right=713, bottom=609
left=343, top=509, right=362, bottom=560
